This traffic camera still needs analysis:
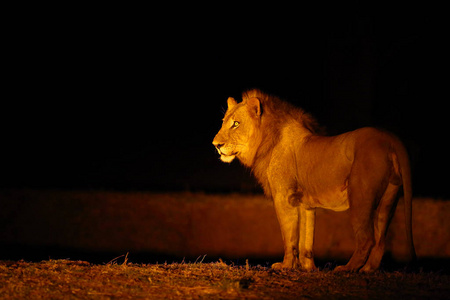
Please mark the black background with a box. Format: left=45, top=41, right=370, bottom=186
left=2, top=5, right=448, bottom=197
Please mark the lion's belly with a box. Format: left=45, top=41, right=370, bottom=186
left=302, top=186, right=350, bottom=212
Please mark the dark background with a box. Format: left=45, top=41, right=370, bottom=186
left=2, top=6, right=448, bottom=197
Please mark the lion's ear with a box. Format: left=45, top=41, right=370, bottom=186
left=247, top=97, right=261, bottom=117
left=227, top=97, right=237, bottom=109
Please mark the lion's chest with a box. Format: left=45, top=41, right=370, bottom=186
left=297, top=173, right=350, bottom=211
left=301, top=186, right=350, bottom=211
left=295, top=142, right=352, bottom=212
left=269, top=130, right=353, bottom=211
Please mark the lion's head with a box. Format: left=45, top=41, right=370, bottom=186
left=213, top=89, right=323, bottom=169
left=212, top=96, right=262, bottom=165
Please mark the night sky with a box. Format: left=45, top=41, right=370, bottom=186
left=2, top=9, right=448, bottom=197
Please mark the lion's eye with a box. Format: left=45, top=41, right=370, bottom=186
left=232, top=121, right=240, bottom=128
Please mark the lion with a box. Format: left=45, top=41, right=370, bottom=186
left=212, top=89, right=416, bottom=273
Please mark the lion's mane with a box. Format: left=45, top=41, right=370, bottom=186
left=242, top=89, right=324, bottom=196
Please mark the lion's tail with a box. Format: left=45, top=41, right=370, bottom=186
left=396, top=141, right=417, bottom=263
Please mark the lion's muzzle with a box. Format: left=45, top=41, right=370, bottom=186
left=213, top=142, right=225, bottom=154
left=212, top=140, right=237, bottom=163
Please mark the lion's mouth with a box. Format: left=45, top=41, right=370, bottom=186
left=220, top=154, right=236, bottom=163
left=214, top=144, right=239, bottom=163
left=216, top=149, right=238, bottom=163
left=216, top=147, right=237, bottom=157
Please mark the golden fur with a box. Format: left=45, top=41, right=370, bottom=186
left=213, top=89, right=416, bottom=272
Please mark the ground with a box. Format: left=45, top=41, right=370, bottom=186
left=1, top=190, right=449, bottom=298
left=1, top=259, right=449, bottom=299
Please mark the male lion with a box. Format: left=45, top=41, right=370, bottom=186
left=212, top=89, right=416, bottom=273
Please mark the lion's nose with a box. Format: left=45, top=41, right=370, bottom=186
left=213, top=142, right=224, bottom=151
left=213, top=139, right=224, bottom=154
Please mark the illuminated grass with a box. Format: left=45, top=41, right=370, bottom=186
left=0, top=259, right=449, bottom=299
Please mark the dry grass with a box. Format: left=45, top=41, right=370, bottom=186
left=0, top=259, right=449, bottom=299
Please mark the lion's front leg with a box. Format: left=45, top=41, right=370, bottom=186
left=272, top=193, right=300, bottom=270
left=299, top=206, right=318, bottom=272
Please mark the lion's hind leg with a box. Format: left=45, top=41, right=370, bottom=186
left=360, top=183, right=400, bottom=273
left=334, top=205, right=376, bottom=273
left=334, top=154, right=386, bottom=273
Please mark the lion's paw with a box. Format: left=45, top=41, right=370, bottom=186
left=359, top=264, right=377, bottom=273
left=333, top=265, right=353, bottom=273
left=301, top=265, right=319, bottom=272
left=271, top=262, right=285, bottom=270
left=300, top=259, right=318, bottom=272
left=271, top=262, right=297, bottom=270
